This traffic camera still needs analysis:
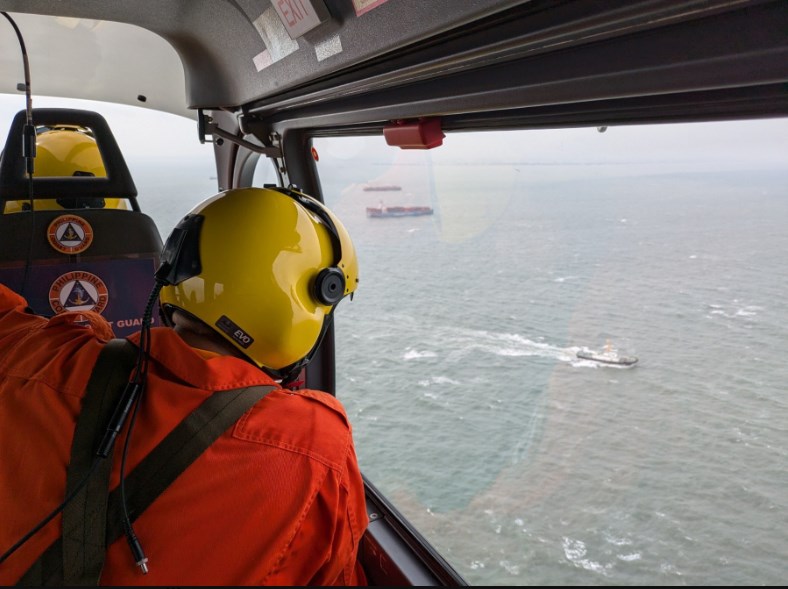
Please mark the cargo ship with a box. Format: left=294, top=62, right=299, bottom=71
left=366, top=205, right=434, bottom=218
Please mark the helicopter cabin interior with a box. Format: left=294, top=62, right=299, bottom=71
left=0, top=0, right=786, bottom=586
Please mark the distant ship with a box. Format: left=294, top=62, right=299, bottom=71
left=576, top=340, right=638, bottom=366
left=362, top=184, right=402, bottom=192
left=366, top=205, right=434, bottom=218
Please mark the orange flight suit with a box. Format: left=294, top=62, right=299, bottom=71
left=0, top=283, right=368, bottom=585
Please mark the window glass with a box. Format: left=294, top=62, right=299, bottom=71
left=252, top=154, right=279, bottom=187
left=313, top=120, right=788, bottom=586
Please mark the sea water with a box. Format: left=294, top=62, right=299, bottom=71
left=134, top=156, right=787, bottom=586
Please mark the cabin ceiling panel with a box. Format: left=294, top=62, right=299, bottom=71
left=252, top=1, right=788, bottom=132
left=0, top=0, right=785, bottom=130
left=0, top=0, right=526, bottom=112
left=0, top=11, right=193, bottom=118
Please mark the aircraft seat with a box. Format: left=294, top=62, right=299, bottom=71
left=0, top=108, right=163, bottom=337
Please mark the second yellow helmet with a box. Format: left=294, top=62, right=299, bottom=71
left=3, top=127, right=128, bottom=213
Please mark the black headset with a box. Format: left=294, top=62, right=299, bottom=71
left=157, top=186, right=346, bottom=305
left=277, top=187, right=346, bottom=306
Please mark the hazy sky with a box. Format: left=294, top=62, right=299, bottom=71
left=0, top=93, right=213, bottom=160
left=1, top=93, right=786, bottom=166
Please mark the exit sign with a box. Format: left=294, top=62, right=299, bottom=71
left=271, top=0, right=330, bottom=39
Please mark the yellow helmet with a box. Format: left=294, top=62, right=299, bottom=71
left=158, top=186, right=358, bottom=377
left=3, top=127, right=128, bottom=213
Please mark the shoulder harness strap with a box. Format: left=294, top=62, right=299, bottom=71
left=18, top=338, right=137, bottom=587
left=18, top=338, right=276, bottom=586
left=104, top=385, right=276, bottom=543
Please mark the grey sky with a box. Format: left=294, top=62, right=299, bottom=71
left=1, top=94, right=786, bottom=166
left=0, top=94, right=213, bottom=160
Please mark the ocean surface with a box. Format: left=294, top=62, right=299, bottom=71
left=132, top=154, right=787, bottom=586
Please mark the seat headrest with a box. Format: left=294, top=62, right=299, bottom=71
left=0, top=108, right=138, bottom=201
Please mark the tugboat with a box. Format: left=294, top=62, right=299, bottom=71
left=577, top=339, right=638, bottom=366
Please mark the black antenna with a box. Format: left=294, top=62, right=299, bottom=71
left=1, top=13, right=33, bottom=132
left=2, top=11, right=36, bottom=297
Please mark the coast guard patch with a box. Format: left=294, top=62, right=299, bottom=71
left=47, top=214, right=94, bottom=254
left=49, top=271, right=109, bottom=314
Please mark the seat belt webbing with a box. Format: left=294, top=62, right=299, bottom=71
left=104, top=385, right=276, bottom=543
left=18, top=340, right=275, bottom=586
left=17, top=338, right=137, bottom=587
left=63, top=339, right=139, bottom=586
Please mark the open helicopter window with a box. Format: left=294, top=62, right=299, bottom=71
left=313, top=119, right=787, bottom=586
left=252, top=155, right=279, bottom=187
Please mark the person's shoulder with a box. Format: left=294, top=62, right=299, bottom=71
left=233, top=387, right=354, bottom=469
left=0, top=282, right=28, bottom=312
left=45, top=310, right=115, bottom=340
left=263, top=387, right=351, bottom=431
left=293, top=387, right=351, bottom=419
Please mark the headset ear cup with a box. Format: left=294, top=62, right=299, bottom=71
left=314, top=267, right=346, bottom=305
